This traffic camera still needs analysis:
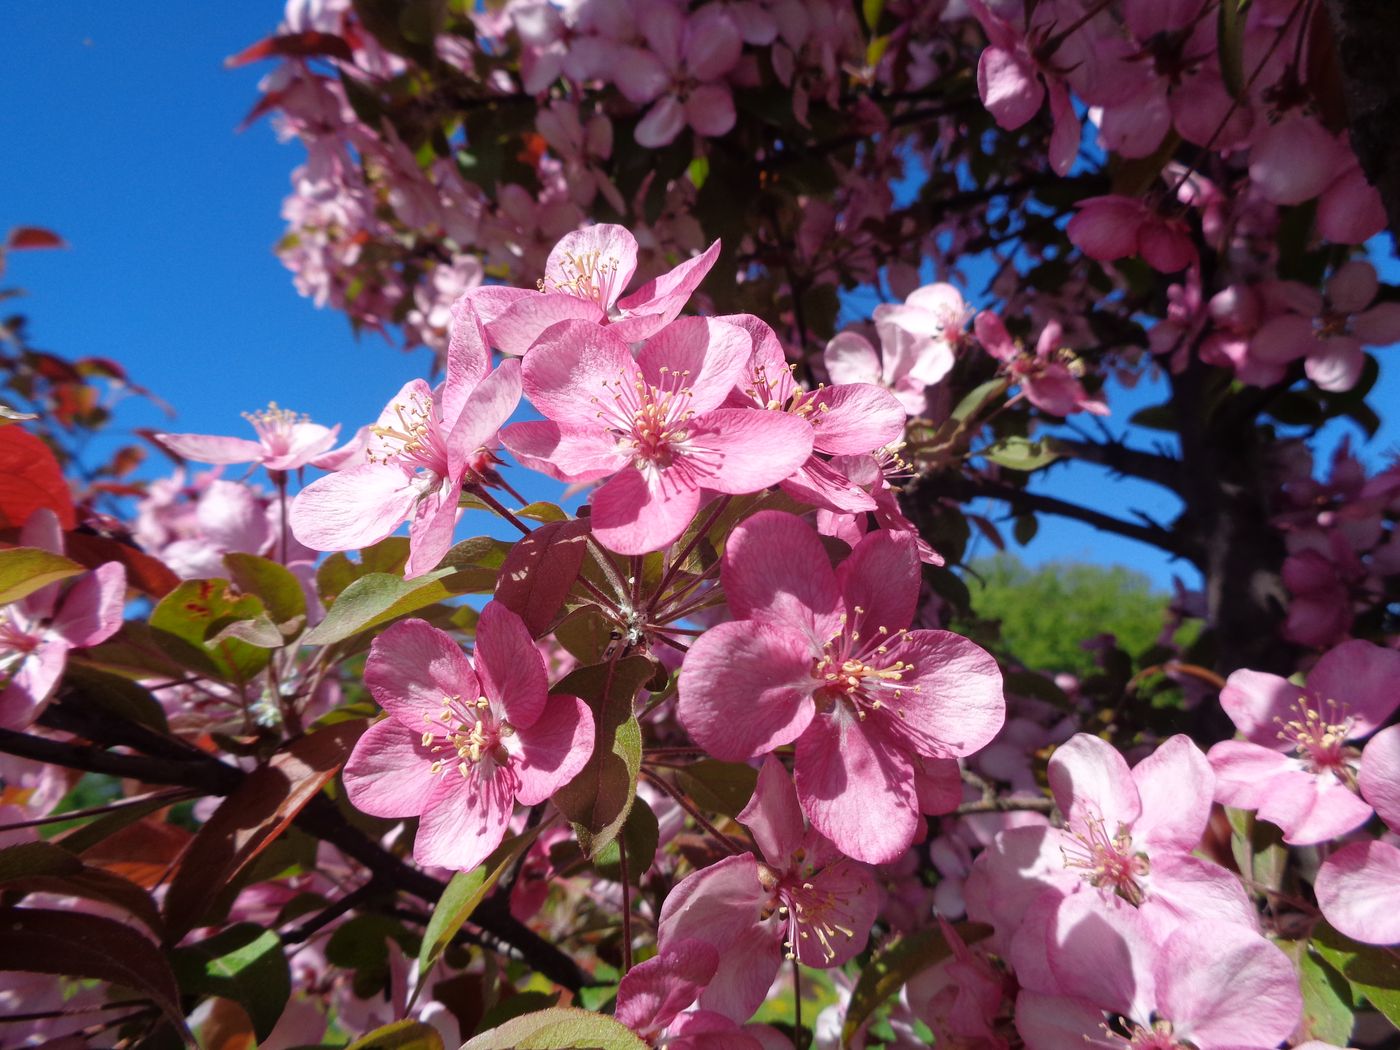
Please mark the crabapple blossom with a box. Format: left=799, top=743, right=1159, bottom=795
left=677, top=511, right=1004, bottom=863
left=341, top=606, right=593, bottom=872
left=974, top=312, right=1108, bottom=417
left=156, top=402, right=341, bottom=472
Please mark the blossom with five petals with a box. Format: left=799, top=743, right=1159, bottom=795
left=156, top=403, right=341, bottom=472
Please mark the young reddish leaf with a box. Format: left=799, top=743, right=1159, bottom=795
left=162, top=721, right=366, bottom=939
left=494, top=518, right=590, bottom=637
left=0, top=906, right=189, bottom=1038
left=7, top=866, right=165, bottom=938
left=64, top=529, right=180, bottom=598
left=5, top=226, right=66, bottom=250
left=0, top=427, right=75, bottom=529
left=226, top=30, right=354, bottom=67
left=78, top=815, right=191, bottom=889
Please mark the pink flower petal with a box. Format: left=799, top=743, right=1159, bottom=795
left=1218, top=668, right=1300, bottom=747
left=685, top=84, right=737, bottom=139
left=474, top=602, right=548, bottom=729
left=823, top=331, right=882, bottom=386
left=1308, top=639, right=1400, bottom=736
left=977, top=46, right=1044, bottom=130
left=155, top=433, right=267, bottom=465
left=589, top=464, right=702, bottom=554
left=677, top=620, right=817, bottom=760
left=1305, top=339, right=1365, bottom=392
left=1131, top=734, right=1213, bottom=853
left=1207, top=740, right=1295, bottom=810
left=973, top=310, right=1019, bottom=362
left=889, top=630, right=1006, bottom=759
left=365, top=619, right=481, bottom=724
left=795, top=860, right=878, bottom=967
left=289, top=463, right=419, bottom=552
left=615, top=940, right=719, bottom=1036
left=721, top=510, right=841, bottom=637
left=1048, top=890, right=1155, bottom=1020
left=1048, top=733, right=1143, bottom=835
left=613, top=240, right=723, bottom=339
left=405, top=488, right=459, bottom=579
left=1255, top=765, right=1373, bottom=845
left=499, top=420, right=628, bottom=482
left=447, top=359, right=523, bottom=480
left=50, top=562, right=126, bottom=649
left=1359, top=724, right=1400, bottom=832
left=1352, top=301, right=1400, bottom=344
left=836, top=528, right=920, bottom=642
left=1326, top=260, right=1379, bottom=315
left=521, top=320, right=639, bottom=427
left=415, top=763, right=518, bottom=872
left=488, top=294, right=602, bottom=356
left=805, top=383, right=905, bottom=455
left=683, top=6, right=742, bottom=79
left=544, top=224, right=639, bottom=309
left=683, top=409, right=815, bottom=494
left=1156, top=923, right=1301, bottom=1047
left=636, top=95, right=687, bottom=148
left=637, top=317, right=752, bottom=415
left=0, top=640, right=69, bottom=729
left=509, top=694, right=593, bottom=805
left=342, top=718, right=438, bottom=818
left=737, top=755, right=805, bottom=866
left=613, top=46, right=671, bottom=105
left=442, top=299, right=492, bottom=429
left=1315, top=840, right=1400, bottom=945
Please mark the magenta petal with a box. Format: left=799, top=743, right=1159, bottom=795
left=615, top=940, right=719, bottom=1036
left=613, top=47, right=671, bottom=105
left=780, top=459, right=878, bottom=513
left=1131, top=735, right=1213, bottom=853
left=500, top=420, right=627, bottom=482
left=737, top=755, right=805, bottom=866
left=509, top=694, right=593, bottom=805
left=415, top=764, right=517, bottom=872
left=914, top=756, right=962, bottom=815
left=1359, top=724, right=1400, bottom=832
left=1048, top=734, right=1142, bottom=835
left=685, top=408, right=814, bottom=494
left=1065, top=197, right=1143, bottom=263
left=1307, top=638, right=1400, bottom=736
left=50, top=562, right=126, bottom=648
left=1352, top=301, right=1400, bottom=343
left=836, top=529, right=920, bottom=641
left=635, top=95, right=687, bottom=148
left=1251, top=313, right=1317, bottom=364
left=677, top=620, right=817, bottom=761
left=977, top=46, right=1044, bottom=130
left=721, top=510, right=841, bottom=637
left=891, top=630, right=1005, bottom=759
left=474, top=601, right=548, bottom=729
left=1155, top=924, right=1301, bottom=1048
left=589, top=465, right=701, bottom=554
left=1306, top=339, right=1365, bottom=392
left=637, top=317, right=752, bottom=414
left=973, top=310, right=1018, bottom=362
left=1315, top=840, right=1400, bottom=945
left=522, top=320, right=639, bottom=427
left=795, top=712, right=918, bottom=865
left=342, top=718, right=438, bottom=819
left=156, top=432, right=267, bottom=465
left=805, top=383, right=905, bottom=455
left=289, top=463, right=418, bottom=552
left=795, top=861, right=878, bottom=968
left=365, top=618, right=480, bottom=724
left=658, top=853, right=764, bottom=948
left=683, top=5, right=742, bottom=80
left=685, top=84, right=736, bottom=139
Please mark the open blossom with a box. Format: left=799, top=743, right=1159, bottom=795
left=0, top=510, right=126, bottom=729
left=468, top=223, right=721, bottom=354
left=291, top=300, right=521, bottom=577
left=501, top=317, right=813, bottom=554
left=974, top=312, right=1108, bottom=417
left=815, top=449, right=943, bottom=565
left=156, top=402, right=341, bottom=472
left=655, top=756, right=877, bottom=1021
left=677, top=511, right=1004, bottom=863
left=1016, top=892, right=1300, bottom=1050
left=1066, top=195, right=1195, bottom=274
left=1208, top=639, right=1400, bottom=845
left=341, top=605, right=592, bottom=873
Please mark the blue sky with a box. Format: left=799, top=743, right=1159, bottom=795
left=4, top=4, right=1397, bottom=590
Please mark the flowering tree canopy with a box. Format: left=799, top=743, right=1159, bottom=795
left=2, top=0, right=1400, bottom=1047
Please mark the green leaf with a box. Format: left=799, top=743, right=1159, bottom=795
left=979, top=435, right=1062, bottom=471
left=515, top=501, right=569, bottom=523
left=415, top=820, right=551, bottom=985
left=150, top=578, right=272, bottom=682
left=1312, top=922, right=1400, bottom=1025
left=553, top=605, right=619, bottom=665
left=593, top=797, right=659, bottom=885
left=317, top=536, right=414, bottom=604
left=346, top=1019, right=446, bottom=1050
left=843, top=922, right=991, bottom=1042
left=224, top=552, right=307, bottom=632
left=1295, top=944, right=1355, bottom=1045
left=0, top=547, right=83, bottom=604
left=1225, top=807, right=1287, bottom=894
left=951, top=379, right=1007, bottom=424
left=63, top=663, right=170, bottom=733
left=551, top=657, right=653, bottom=856
left=303, top=565, right=480, bottom=646
left=687, top=156, right=710, bottom=190
left=171, top=923, right=291, bottom=1042
left=1218, top=0, right=1251, bottom=99
left=462, top=1007, right=647, bottom=1049
left=672, top=760, right=759, bottom=819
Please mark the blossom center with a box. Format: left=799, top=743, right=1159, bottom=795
left=758, top=857, right=860, bottom=964
left=420, top=694, right=514, bottom=778
left=812, top=609, right=914, bottom=723
left=242, top=402, right=308, bottom=455
left=369, top=392, right=449, bottom=477
left=595, top=367, right=695, bottom=471
left=540, top=250, right=622, bottom=312
left=1276, top=696, right=1355, bottom=776
left=1105, top=1018, right=1185, bottom=1050
left=1061, top=815, right=1150, bottom=906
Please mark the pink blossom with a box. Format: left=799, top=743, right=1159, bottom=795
left=1066, top=195, right=1195, bottom=274
left=974, top=312, right=1108, bottom=417
left=501, top=317, right=813, bottom=554
left=677, top=511, right=1003, bottom=863
left=156, top=402, right=341, bottom=472
left=656, top=756, right=877, bottom=1020
left=0, top=510, right=126, bottom=729
left=341, top=606, right=593, bottom=872
left=470, top=224, right=721, bottom=354
left=1314, top=839, right=1400, bottom=946
left=1208, top=639, right=1400, bottom=845
left=290, top=300, right=521, bottom=577
left=1248, top=113, right=1346, bottom=206
left=1017, top=892, right=1300, bottom=1050
left=815, top=450, right=944, bottom=565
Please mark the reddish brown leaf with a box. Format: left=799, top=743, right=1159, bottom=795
left=162, top=721, right=366, bottom=939
left=493, top=518, right=590, bottom=637
left=7, top=867, right=165, bottom=937
left=64, top=530, right=180, bottom=598
left=6, top=227, right=66, bottom=250
left=0, top=906, right=188, bottom=1037
left=80, top=817, right=190, bottom=889
left=226, top=30, right=353, bottom=66
left=0, top=427, right=75, bottom=529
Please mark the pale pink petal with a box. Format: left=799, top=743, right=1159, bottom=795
left=795, top=711, right=919, bottom=865
left=684, top=409, right=814, bottom=494
left=837, top=528, right=920, bottom=640
left=289, top=463, right=418, bottom=552
left=1156, top=924, right=1301, bottom=1047
left=1218, top=668, right=1300, bottom=747
left=509, top=694, right=593, bottom=805
left=977, top=46, right=1044, bottom=130
left=499, top=420, right=628, bottom=482
left=1308, top=639, right=1400, bottom=735
left=613, top=47, right=672, bottom=104
left=614, top=239, right=723, bottom=338
left=310, top=425, right=369, bottom=471
left=49, top=562, right=126, bottom=648
left=415, top=764, right=518, bottom=872
left=1249, top=114, right=1343, bottom=205
left=1048, top=891, right=1154, bottom=1020
left=637, top=317, right=753, bottom=414
left=1131, top=735, right=1213, bottom=852
left=0, top=640, right=69, bottom=729
left=1359, top=724, right=1400, bottom=832
left=805, top=383, right=905, bottom=455
left=442, top=298, right=492, bottom=429
left=590, top=465, right=701, bottom=554
left=1015, top=990, right=1117, bottom=1050
left=342, top=718, right=438, bottom=818
left=474, top=601, right=548, bottom=729
left=823, top=332, right=882, bottom=385
left=636, top=95, right=687, bottom=148
left=1144, top=853, right=1259, bottom=930
left=155, top=432, right=267, bottom=465
left=683, top=6, right=742, bottom=79
left=365, top=618, right=480, bottom=724
left=1048, top=733, right=1143, bottom=835
left=1207, top=740, right=1295, bottom=810
left=465, top=285, right=535, bottom=330
left=405, top=488, right=459, bottom=579
left=521, top=320, right=640, bottom=427
left=262, top=423, right=340, bottom=472
left=677, top=620, right=817, bottom=760
left=447, top=359, right=522, bottom=479
left=1315, top=840, right=1400, bottom=945
left=19, top=506, right=62, bottom=554
left=488, top=294, right=601, bottom=356
left=1256, top=765, right=1373, bottom=845
left=891, top=631, right=1006, bottom=758
left=721, top=509, right=841, bottom=638
left=737, top=755, right=805, bottom=866
left=1305, top=339, right=1365, bottom=392
left=544, top=224, right=639, bottom=308
left=685, top=84, right=736, bottom=138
